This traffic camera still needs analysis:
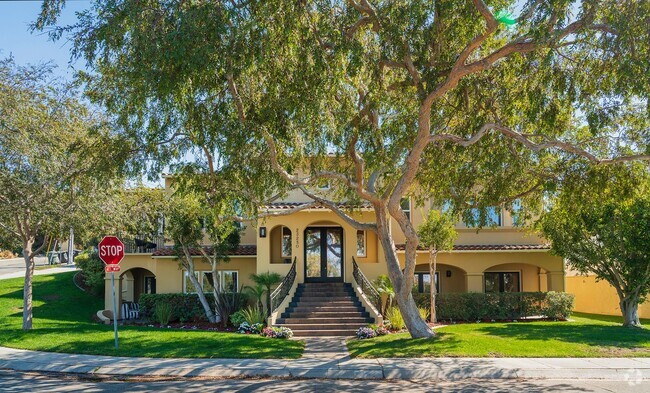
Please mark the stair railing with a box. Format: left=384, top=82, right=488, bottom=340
left=352, top=257, right=382, bottom=316
left=271, top=256, right=297, bottom=313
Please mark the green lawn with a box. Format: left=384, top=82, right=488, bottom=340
left=0, top=272, right=303, bottom=359
left=348, top=313, right=650, bottom=358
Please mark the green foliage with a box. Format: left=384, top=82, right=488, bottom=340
left=417, top=210, right=457, bottom=252
left=539, top=165, right=650, bottom=326
left=412, top=292, right=574, bottom=321
left=153, top=301, right=173, bottom=325
left=373, top=275, right=395, bottom=315
left=214, top=291, right=248, bottom=327
left=385, top=307, right=405, bottom=331
left=240, top=306, right=266, bottom=325
left=229, top=310, right=246, bottom=327
left=250, top=272, right=283, bottom=317
left=418, top=307, right=429, bottom=321
left=140, top=293, right=219, bottom=323
left=74, top=251, right=105, bottom=297
left=544, top=292, right=575, bottom=320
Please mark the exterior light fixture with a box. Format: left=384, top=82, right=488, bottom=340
left=259, top=227, right=267, bottom=238
left=446, top=270, right=452, bottom=277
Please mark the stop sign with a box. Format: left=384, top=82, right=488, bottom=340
left=98, top=236, right=125, bottom=265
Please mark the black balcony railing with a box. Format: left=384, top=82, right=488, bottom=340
left=121, top=235, right=165, bottom=254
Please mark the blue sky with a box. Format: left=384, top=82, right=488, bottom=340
left=0, top=1, right=91, bottom=79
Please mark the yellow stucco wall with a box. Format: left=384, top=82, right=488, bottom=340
left=566, top=275, right=650, bottom=318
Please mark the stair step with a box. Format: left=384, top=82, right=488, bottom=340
left=290, top=330, right=358, bottom=337
left=277, top=317, right=371, bottom=324
left=278, top=323, right=365, bottom=330
left=283, top=312, right=370, bottom=318
left=289, top=305, right=363, bottom=312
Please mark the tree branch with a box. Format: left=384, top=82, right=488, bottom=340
left=429, top=123, right=650, bottom=164
left=298, top=185, right=377, bottom=232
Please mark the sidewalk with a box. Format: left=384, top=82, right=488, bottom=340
left=0, top=345, right=648, bottom=381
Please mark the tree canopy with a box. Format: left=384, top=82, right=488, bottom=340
left=539, top=164, right=650, bottom=327
left=38, top=0, right=650, bottom=337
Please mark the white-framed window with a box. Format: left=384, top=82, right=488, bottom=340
left=400, top=197, right=411, bottom=221
left=356, top=230, right=367, bottom=257
left=184, top=270, right=239, bottom=293
left=464, top=206, right=502, bottom=227
left=281, top=226, right=292, bottom=258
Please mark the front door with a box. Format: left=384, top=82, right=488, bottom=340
left=304, top=227, right=343, bottom=282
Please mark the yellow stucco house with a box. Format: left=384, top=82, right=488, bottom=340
left=106, top=176, right=578, bottom=335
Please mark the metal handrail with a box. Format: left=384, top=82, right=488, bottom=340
left=352, top=257, right=382, bottom=316
left=270, top=257, right=297, bottom=313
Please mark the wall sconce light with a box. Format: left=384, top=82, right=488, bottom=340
left=259, top=227, right=267, bottom=238
left=446, top=270, right=452, bottom=278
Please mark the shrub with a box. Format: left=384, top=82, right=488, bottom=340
left=385, top=307, right=405, bottom=330
left=356, top=326, right=377, bottom=339
left=214, top=291, right=248, bottom=327
left=230, top=310, right=246, bottom=327
left=153, top=301, right=173, bottom=325
left=75, top=251, right=105, bottom=297
left=140, top=293, right=215, bottom=323
left=260, top=326, right=294, bottom=339
left=374, top=325, right=390, bottom=336
left=543, top=292, right=574, bottom=320
left=418, top=307, right=429, bottom=321
left=0, top=250, right=15, bottom=259
left=432, top=292, right=568, bottom=321
left=238, top=322, right=264, bottom=334
left=241, top=306, right=266, bottom=325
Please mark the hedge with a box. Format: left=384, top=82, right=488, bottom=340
left=139, top=292, right=248, bottom=323
left=411, top=291, right=574, bottom=321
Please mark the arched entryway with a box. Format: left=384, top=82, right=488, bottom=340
left=413, top=263, right=468, bottom=294
left=120, top=267, right=156, bottom=303
left=304, top=224, right=344, bottom=282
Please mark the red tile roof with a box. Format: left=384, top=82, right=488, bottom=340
left=395, top=244, right=551, bottom=251
left=152, top=245, right=257, bottom=257
left=261, top=202, right=372, bottom=210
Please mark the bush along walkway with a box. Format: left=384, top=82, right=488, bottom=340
left=1, top=345, right=649, bottom=381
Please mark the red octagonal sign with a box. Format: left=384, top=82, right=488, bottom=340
left=98, top=236, right=125, bottom=265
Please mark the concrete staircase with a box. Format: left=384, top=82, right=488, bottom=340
left=275, top=282, right=374, bottom=337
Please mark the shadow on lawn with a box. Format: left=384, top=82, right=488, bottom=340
left=476, top=322, right=650, bottom=348
left=347, top=332, right=460, bottom=358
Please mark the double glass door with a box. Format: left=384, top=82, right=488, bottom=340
left=304, top=227, right=343, bottom=282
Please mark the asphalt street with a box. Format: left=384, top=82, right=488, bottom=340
left=0, top=257, right=48, bottom=276
left=0, top=371, right=647, bottom=393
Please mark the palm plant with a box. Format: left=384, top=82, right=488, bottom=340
left=243, top=284, right=265, bottom=311
left=250, top=272, right=283, bottom=317
left=373, top=275, right=395, bottom=315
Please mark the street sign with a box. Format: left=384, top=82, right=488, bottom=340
left=98, top=236, right=125, bottom=265
left=98, top=235, right=124, bottom=350
left=105, top=265, right=121, bottom=273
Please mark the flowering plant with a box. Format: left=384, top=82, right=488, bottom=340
left=238, top=322, right=264, bottom=334
left=260, top=326, right=293, bottom=339
left=356, top=326, right=377, bottom=339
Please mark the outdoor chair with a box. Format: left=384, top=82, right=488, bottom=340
left=121, top=301, right=140, bottom=320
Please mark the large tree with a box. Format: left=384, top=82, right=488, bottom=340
left=540, top=164, right=650, bottom=327
left=39, top=0, right=650, bottom=337
left=0, top=58, right=124, bottom=329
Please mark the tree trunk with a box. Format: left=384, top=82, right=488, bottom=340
left=22, top=240, right=35, bottom=330
left=183, top=256, right=216, bottom=323
left=376, top=209, right=434, bottom=338
left=429, top=249, right=437, bottom=324
left=620, top=297, right=641, bottom=328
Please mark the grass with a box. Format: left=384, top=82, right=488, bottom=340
left=348, top=313, right=650, bottom=358
left=0, top=272, right=303, bottom=359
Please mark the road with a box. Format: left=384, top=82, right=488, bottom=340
left=0, top=257, right=71, bottom=280
left=0, top=371, right=647, bottom=393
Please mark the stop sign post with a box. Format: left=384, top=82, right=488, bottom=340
left=98, top=236, right=125, bottom=350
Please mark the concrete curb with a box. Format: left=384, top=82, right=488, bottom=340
left=1, top=346, right=649, bottom=381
